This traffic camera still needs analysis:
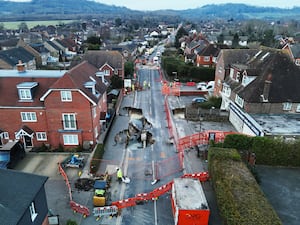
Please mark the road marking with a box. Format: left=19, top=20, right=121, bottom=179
left=116, top=147, right=129, bottom=225
left=152, top=151, right=158, bottom=225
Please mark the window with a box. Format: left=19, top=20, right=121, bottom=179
left=21, top=112, right=37, bottom=122
left=222, top=86, right=231, bottom=97
left=19, top=89, right=32, bottom=100
left=36, top=132, right=47, bottom=141
left=204, top=56, right=210, bottom=62
left=62, top=114, right=77, bottom=130
left=3, top=132, right=9, bottom=139
left=296, top=59, right=300, bottom=66
left=235, top=95, right=244, bottom=108
left=63, top=134, right=79, bottom=145
left=14, top=132, right=20, bottom=140
left=104, top=70, right=110, bottom=75
left=29, top=202, right=38, bottom=222
left=283, top=102, right=292, bottom=111
left=61, top=90, right=72, bottom=102
left=92, top=107, right=97, bottom=118
left=296, top=104, right=300, bottom=112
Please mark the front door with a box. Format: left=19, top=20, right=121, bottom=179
left=24, top=135, right=32, bottom=148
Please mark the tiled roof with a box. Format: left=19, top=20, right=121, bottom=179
left=221, top=49, right=258, bottom=67
left=290, top=44, right=300, bottom=58
left=199, top=44, right=229, bottom=57
left=50, top=61, right=107, bottom=104
left=0, top=38, right=19, bottom=47
left=0, top=47, right=35, bottom=67
left=233, top=50, right=300, bottom=102
left=81, top=50, right=123, bottom=69
left=46, top=41, right=61, bottom=51
left=0, top=169, right=48, bottom=225
left=0, top=75, right=59, bottom=107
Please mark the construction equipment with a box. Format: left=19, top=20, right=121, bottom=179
left=93, top=173, right=111, bottom=207
left=93, top=172, right=210, bottom=222
left=61, top=154, right=85, bottom=168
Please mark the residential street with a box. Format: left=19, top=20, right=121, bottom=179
left=14, top=64, right=300, bottom=225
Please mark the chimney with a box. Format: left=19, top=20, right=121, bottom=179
left=262, top=74, right=272, bottom=102
left=16, top=60, right=26, bottom=73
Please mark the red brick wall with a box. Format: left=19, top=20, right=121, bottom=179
left=0, top=108, right=48, bottom=146
left=44, top=90, right=95, bottom=149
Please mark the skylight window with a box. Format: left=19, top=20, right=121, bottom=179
left=260, top=52, right=270, bottom=61
left=254, top=50, right=262, bottom=58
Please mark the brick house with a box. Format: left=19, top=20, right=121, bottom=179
left=282, top=43, right=300, bottom=66
left=80, top=50, right=124, bottom=80
left=196, top=44, right=229, bottom=68
left=214, top=48, right=258, bottom=97
left=218, top=47, right=300, bottom=136
left=0, top=169, right=49, bottom=225
left=0, top=61, right=108, bottom=150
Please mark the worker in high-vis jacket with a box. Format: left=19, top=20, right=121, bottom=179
left=116, top=167, right=123, bottom=183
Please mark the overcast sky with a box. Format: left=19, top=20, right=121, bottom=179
left=95, top=0, right=300, bottom=11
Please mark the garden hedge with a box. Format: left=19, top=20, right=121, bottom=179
left=208, top=147, right=282, bottom=225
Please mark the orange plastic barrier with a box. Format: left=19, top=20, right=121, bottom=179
left=111, top=172, right=209, bottom=209
left=58, top=163, right=90, bottom=217
left=70, top=200, right=90, bottom=217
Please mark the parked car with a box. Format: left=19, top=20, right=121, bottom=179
left=199, top=81, right=215, bottom=91
left=192, top=97, right=207, bottom=103
left=196, top=82, right=207, bottom=90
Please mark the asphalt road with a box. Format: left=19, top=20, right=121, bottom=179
left=13, top=62, right=300, bottom=225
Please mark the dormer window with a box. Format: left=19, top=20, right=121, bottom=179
left=104, top=70, right=110, bottom=75
left=17, top=82, right=38, bottom=101
left=85, top=78, right=100, bottom=97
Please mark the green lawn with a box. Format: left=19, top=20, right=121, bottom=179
left=1, top=20, right=75, bottom=29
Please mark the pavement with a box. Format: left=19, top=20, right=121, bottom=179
left=13, top=82, right=300, bottom=225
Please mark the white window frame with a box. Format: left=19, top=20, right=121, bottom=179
left=14, top=132, right=20, bottom=140
left=235, top=95, right=244, bottom=108
left=296, top=104, right=300, bottom=112
left=3, top=132, right=9, bottom=139
left=19, top=89, right=32, bottom=100
left=29, top=202, right=38, bottom=222
left=236, top=72, right=240, bottom=82
left=62, top=113, right=77, bottom=130
left=204, top=56, right=210, bottom=62
left=104, top=70, right=110, bottom=75
left=63, top=134, right=79, bottom=145
left=61, top=90, right=72, bottom=102
left=21, top=112, right=37, bottom=122
left=222, top=86, right=231, bottom=97
left=36, top=132, right=47, bottom=141
left=296, top=59, right=300, bottom=66
left=92, top=107, right=97, bottom=118
left=94, top=127, right=98, bottom=139
left=283, top=102, right=292, bottom=111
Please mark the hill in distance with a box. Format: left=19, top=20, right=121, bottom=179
left=0, top=0, right=300, bottom=21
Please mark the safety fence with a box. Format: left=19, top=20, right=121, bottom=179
left=161, top=81, right=181, bottom=96
left=58, top=163, right=90, bottom=217
left=109, top=171, right=209, bottom=210
left=177, top=130, right=238, bottom=153
left=164, top=96, right=183, bottom=167
left=163, top=93, right=238, bottom=168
